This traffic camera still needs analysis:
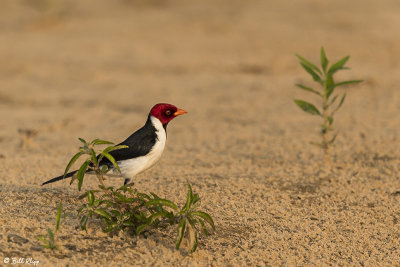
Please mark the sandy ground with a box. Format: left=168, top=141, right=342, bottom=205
left=1, top=0, right=400, bottom=266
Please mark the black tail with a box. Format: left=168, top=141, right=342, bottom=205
left=41, top=170, right=77, bottom=186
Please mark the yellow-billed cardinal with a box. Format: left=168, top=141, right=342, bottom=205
left=42, top=103, right=187, bottom=186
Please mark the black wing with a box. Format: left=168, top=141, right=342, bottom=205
left=99, top=115, right=158, bottom=167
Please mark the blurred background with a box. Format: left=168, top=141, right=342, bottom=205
left=0, top=0, right=400, bottom=182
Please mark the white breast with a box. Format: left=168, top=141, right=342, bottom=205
left=116, top=116, right=166, bottom=179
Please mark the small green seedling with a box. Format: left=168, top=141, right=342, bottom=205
left=173, top=184, right=215, bottom=252
left=38, top=202, right=63, bottom=250
left=294, top=47, right=362, bottom=157
left=53, top=138, right=214, bottom=253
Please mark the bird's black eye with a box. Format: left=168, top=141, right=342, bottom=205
left=165, top=110, right=172, bottom=116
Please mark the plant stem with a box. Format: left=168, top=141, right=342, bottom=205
left=94, top=165, right=111, bottom=195
left=97, top=174, right=107, bottom=189
left=322, top=103, right=330, bottom=158
left=322, top=77, right=330, bottom=161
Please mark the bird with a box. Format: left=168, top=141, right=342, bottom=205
left=42, top=103, right=187, bottom=186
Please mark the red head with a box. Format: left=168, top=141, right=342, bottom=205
left=149, top=103, right=187, bottom=125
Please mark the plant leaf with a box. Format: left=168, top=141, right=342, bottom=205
left=299, top=63, right=322, bottom=83
left=90, top=149, right=98, bottom=166
left=326, top=75, right=335, bottom=98
left=294, top=100, right=321, bottom=116
left=110, top=210, right=121, bottom=217
left=146, top=199, right=178, bottom=211
left=78, top=138, right=88, bottom=145
left=192, top=193, right=200, bottom=205
left=104, top=226, right=116, bottom=233
left=136, top=224, right=149, bottom=235
left=327, top=116, right=334, bottom=126
left=295, top=84, right=321, bottom=96
left=137, top=192, right=151, bottom=200
left=296, top=54, right=322, bottom=75
left=180, top=184, right=194, bottom=214
left=80, top=215, right=88, bottom=230
left=77, top=205, right=86, bottom=214
left=100, top=165, right=108, bottom=173
left=91, top=139, right=114, bottom=145
left=320, top=47, right=328, bottom=72
left=150, top=192, right=160, bottom=199
left=88, top=191, right=95, bottom=206
left=63, top=152, right=83, bottom=178
left=328, top=55, right=350, bottom=74
left=56, top=202, right=62, bottom=232
left=329, top=95, right=339, bottom=106
left=101, top=151, right=121, bottom=173
left=77, top=159, right=90, bottom=191
left=47, top=228, right=54, bottom=242
left=148, top=211, right=169, bottom=224
left=102, top=145, right=129, bottom=154
left=190, top=228, right=198, bottom=253
left=329, top=133, right=338, bottom=144
left=123, top=221, right=134, bottom=227
left=334, top=80, right=363, bottom=88
left=192, top=211, right=215, bottom=230
left=175, top=218, right=186, bottom=250
left=134, top=212, right=148, bottom=223
left=197, top=218, right=208, bottom=236
left=70, top=172, right=77, bottom=185
left=94, top=209, right=112, bottom=221
left=186, top=183, right=194, bottom=208
left=332, top=93, right=346, bottom=115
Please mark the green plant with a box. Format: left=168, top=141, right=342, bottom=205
left=64, top=138, right=128, bottom=191
left=49, top=138, right=214, bottom=253
left=294, top=47, right=362, bottom=156
left=38, top=202, right=63, bottom=250
left=137, top=183, right=215, bottom=252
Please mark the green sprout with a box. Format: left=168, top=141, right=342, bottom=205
left=294, top=47, right=362, bottom=157
left=53, top=138, right=214, bottom=253
left=173, top=184, right=215, bottom=252
left=38, top=202, right=63, bottom=250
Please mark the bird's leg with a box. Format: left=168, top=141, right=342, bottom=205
left=103, top=173, right=132, bottom=186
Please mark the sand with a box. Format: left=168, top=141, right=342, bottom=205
left=1, top=0, right=400, bottom=266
